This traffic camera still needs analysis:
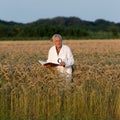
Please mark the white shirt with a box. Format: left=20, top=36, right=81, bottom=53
left=47, top=44, right=74, bottom=75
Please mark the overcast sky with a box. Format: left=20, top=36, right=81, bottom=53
left=0, top=0, right=120, bottom=23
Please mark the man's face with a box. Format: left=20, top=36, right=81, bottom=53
left=53, top=36, right=62, bottom=48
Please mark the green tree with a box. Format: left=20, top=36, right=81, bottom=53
left=109, top=24, right=119, bottom=36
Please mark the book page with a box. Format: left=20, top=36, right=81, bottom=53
left=38, top=60, right=59, bottom=67
left=38, top=60, right=47, bottom=65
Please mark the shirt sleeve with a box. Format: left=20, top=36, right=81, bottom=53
left=47, top=46, right=57, bottom=63
left=64, top=46, right=74, bottom=68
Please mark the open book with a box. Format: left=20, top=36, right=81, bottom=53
left=38, top=60, right=59, bottom=67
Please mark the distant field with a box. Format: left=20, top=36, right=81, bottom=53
left=0, top=39, right=120, bottom=120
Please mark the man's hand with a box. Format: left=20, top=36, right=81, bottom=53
left=59, top=61, right=65, bottom=67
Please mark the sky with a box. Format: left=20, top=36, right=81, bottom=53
left=0, top=0, right=120, bottom=23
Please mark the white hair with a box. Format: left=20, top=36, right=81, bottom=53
left=52, top=34, right=62, bottom=41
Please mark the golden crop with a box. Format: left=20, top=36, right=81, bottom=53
left=0, top=39, right=120, bottom=120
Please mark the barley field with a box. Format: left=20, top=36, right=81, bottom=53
left=0, top=40, right=120, bottom=120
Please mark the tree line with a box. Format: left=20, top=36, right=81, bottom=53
left=0, top=16, right=120, bottom=40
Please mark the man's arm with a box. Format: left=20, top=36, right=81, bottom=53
left=64, top=47, right=74, bottom=68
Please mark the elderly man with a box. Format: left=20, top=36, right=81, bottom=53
left=46, top=34, right=74, bottom=82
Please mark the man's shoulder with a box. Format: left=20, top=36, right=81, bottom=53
left=49, top=46, right=55, bottom=50
left=62, top=44, right=71, bottom=50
